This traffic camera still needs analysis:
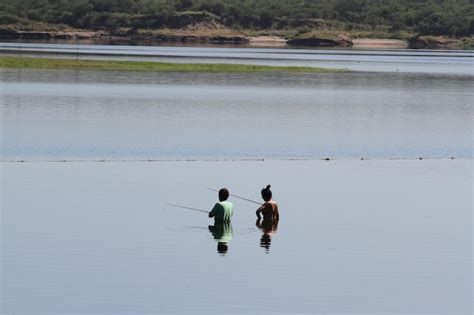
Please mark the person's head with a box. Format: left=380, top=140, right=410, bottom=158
left=218, top=188, right=229, bottom=202
left=261, top=184, right=272, bottom=202
left=217, top=242, right=228, bottom=254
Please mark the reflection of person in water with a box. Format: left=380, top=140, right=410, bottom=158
left=256, top=216, right=279, bottom=253
left=255, top=185, right=279, bottom=253
left=209, top=221, right=233, bottom=254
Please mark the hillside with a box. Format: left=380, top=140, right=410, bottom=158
left=0, top=0, right=473, bottom=48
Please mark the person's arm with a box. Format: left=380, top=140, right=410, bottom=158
left=273, top=205, right=279, bottom=220
left=209, top=203, right=218, bottom=218
left=255, top=203, right=266, bottom=219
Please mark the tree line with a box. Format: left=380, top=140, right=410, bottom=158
left=0, top=0, right=472, bottom=37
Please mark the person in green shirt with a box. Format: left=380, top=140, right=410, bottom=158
left=209, top=188, right=234, bottom=223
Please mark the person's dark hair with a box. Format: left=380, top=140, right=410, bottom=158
left=219, top=188, right=229, bottom=201
left=261, top=184, right=272, bottom=201
left=217, top=242, right=228, bottom=253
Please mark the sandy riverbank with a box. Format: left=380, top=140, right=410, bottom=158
left=353, top=38, right=408, bottom=48
left=248, top=36, right=287, bottom=47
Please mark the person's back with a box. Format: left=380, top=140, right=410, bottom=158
left=209, top=188, right=234, bottom=222
left=260, top=200, right=278, bottom=221
left=209, top=200, right=234, bottom=222
left=256, top=185, right=279, bottom=221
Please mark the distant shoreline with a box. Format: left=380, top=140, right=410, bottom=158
left=1, top=28, right=472, bottom=50
left=0, top=56, right=347, bottom=73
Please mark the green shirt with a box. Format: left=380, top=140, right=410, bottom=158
left=209, top=222, right=233, bottom=243
left=209, top=201, right=234, bottom=222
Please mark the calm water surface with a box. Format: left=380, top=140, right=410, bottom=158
left=1, top=69, right=472, bottom=160
left=1, top=45, right=473, bottom=314
left=2, top=160, right=472, bottom=313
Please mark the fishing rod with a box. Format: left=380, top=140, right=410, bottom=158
left=165, top=203, right=209, bottom=214
left=206, top=187, right=261, bottom=205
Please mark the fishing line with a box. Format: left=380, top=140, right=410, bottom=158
left=207, top=187, right=261, bottom=205
left=165, top=203, right=208, bottom=214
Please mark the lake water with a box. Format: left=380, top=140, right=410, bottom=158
left=1, top=44, right=473, bottom=314
left=2, top=160, right=472, bottom=313
left=1, top=42, right=474, bottom=74
left=1, top=69, right=472, bottom=160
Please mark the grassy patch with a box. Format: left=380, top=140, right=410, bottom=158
left=1, top=21, right=78, bottom=32
left=0, top=56, right=346, bottom=73
left=460, top=37, right=474, bottom=50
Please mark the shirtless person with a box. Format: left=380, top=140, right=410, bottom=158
left=255, top=185, right=279, bottom=221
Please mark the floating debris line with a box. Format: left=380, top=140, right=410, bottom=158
left=0, top=157, right=461, bottom=163
left=1, top=158, right=266, bottom=163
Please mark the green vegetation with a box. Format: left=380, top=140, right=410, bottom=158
left=0, top=0, right=472, bottom=37
left=460, top=37, right=474, bottom=49
left=0, top=56, right=345, bottom=73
